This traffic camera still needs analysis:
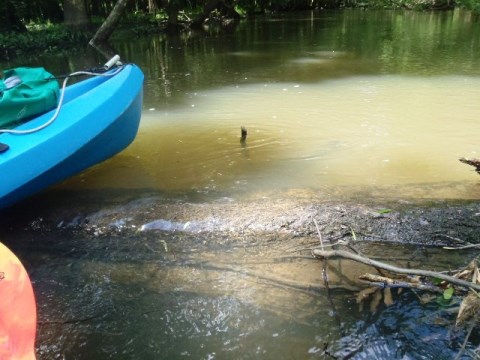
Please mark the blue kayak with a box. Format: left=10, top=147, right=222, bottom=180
left=0, top=63, right=144, bottom=209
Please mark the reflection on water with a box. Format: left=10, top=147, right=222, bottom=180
left=13, top=229, right=476, bottom=359
left=60, top=75, right=480, bottom=199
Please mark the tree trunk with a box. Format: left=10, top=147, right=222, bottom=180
left=90, top=0, right=130, bottom=46
left=166, top=1, right=180, bottom=31
left=63, top=0, right=90, bottom=30
left=42, top=0, right=64, bottom=23
left=158, top=0, right=181, bottom=31
left=148, top=0, right=158, bottom=13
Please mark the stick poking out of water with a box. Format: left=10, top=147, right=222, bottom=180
left=459, top=157, right=480, bottom=174
left=240, top=126, right=247, bottom=144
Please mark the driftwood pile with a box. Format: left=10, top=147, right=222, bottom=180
left=311, top=218, right=480, bottom=359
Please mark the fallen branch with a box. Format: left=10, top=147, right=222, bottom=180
left=434, top=233, right=467, bottom=245
left=359, top=273, right=443, bottom=293
left=312, top=249, right=480, bottom=292
left=444, top=243, right=480, bottom=250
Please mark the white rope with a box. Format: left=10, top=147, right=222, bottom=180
left=0, top=66, right=125, bottom=135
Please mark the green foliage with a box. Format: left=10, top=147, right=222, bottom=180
left=376, top=209, right=392, bottom=214
left=0, top=25, right=92, bottom=60
left=435, top=286, right=456, bottom=307
left=3, top=0, right=480, bottom=61
left=363, top=0, right=439, bottom=9
left=120, top=10, right=164, bottom=34
left=4, top=0, right=480, bottom=36
left=455, top=0, right=480, bottom=12
left=235, top=1, right=258, bottom=15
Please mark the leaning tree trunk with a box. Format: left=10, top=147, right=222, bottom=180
left=90, top=0, right=129, bottom=46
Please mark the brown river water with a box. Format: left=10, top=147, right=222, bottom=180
left=1, top=9, right=480, bottom=359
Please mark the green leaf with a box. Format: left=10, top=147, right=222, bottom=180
left=377, top=209, right=392, bottom=214
left=443, top=287, right=454, bottom=300
left=350, top=228, right=357, bottom=241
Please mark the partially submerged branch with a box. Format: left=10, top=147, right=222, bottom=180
left=312, top=249, right=480, bottom=292
left=444, top=243, right=480, bottom=250
left=359, top=273, right=443, bottom=293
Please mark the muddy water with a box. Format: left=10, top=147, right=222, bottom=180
left=6, top=222, right=477, bottom=359
left=60, top=75, right=480, bottom=199
left=2, top=9, right=480, bottom=359
left=43, top=9, right=480, bottom=200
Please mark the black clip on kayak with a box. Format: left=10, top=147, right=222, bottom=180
left=0, top=143, right=9, bottom=153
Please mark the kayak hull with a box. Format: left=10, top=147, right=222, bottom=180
left=0, top=64, right=144, bottom=209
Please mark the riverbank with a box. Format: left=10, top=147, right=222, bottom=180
left=0, top=25, right=93, bottom=61
left=2, top=188, right=479, bottom=247
left=1, top=3, right=472, bottom=62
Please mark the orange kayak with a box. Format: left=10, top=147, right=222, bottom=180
left=0, top=242, right=36, bottom=360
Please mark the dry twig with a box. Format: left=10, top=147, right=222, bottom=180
left=444, top=243, right=480, bottom=250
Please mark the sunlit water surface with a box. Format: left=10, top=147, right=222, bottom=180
left=62, top=75, right=480, bottom=199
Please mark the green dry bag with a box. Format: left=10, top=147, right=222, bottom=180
left=0, top=67, right=60, bottom=128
